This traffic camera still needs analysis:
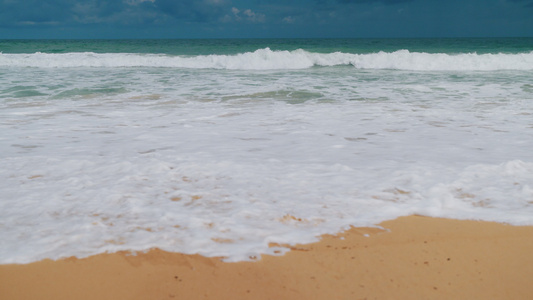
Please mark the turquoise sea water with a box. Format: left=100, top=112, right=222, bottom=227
left=2, top=37, right=533, bottom=54
left=1, top=38, right=533, bottom=263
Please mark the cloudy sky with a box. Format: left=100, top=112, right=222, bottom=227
left=1, top=0, right=532, bottom=39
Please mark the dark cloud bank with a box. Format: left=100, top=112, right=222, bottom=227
left=0, top=0, right=532, bottom=38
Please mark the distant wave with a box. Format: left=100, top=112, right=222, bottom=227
left=1, top=48, right=532, bottom=71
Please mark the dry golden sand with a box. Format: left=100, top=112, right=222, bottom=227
left=1, top=216, right=533, bottom=300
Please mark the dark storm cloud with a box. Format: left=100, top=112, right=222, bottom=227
left=0, top=0, right=71, bottom=25
left=336, top=0, right=412, bottom=3
left=315, top=0, right=412, bottom=5
left=153, top=0, right=227, bottom=23
left=0, top=0, right=532, bottom=38
left=508, top=0, right=533, bottom=7
left=0, top=0, right=157, bottom=26
left=0, top=0, right=234, bottom=27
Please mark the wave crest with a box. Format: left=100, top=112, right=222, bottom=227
left=1, top=48, right=532, bottom=71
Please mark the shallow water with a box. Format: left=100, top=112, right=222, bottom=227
left=1, top=38, right=533, bottom=263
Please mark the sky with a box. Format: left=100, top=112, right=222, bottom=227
left=0, top=0, right=532, bottom=39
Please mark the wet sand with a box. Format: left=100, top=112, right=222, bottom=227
left=1, top=216, right=533, bottom=299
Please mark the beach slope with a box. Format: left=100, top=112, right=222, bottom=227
left=1, top=216, right=533, bottom=299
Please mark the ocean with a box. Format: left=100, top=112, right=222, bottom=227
left=1, top=38, right=533, bottom=264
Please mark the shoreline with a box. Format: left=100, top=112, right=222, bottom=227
left=1, top=216, right=533, bottom=299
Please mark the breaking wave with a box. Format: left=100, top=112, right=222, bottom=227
left=1, top=48, right=533, bottom=71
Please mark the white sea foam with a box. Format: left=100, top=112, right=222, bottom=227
left=1, top=48, right=533, bottom=70
left=1, top=46, right=533, bottom=264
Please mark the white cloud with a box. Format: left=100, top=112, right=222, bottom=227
left=17, top=20, right=60, bottom=26
left=283, top=16, right=295, bottom=23
left=230, top=7, right=265, bottom=23
left=205, top=0, right=225, bottom=4
left=231, top=7, right=241, bottom=20
left=221, top=14, right=233, bottom=22
left=124, top=0, right=155, bottom=5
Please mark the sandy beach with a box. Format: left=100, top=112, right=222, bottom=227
left=1, top=216, right=533, bottom=300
